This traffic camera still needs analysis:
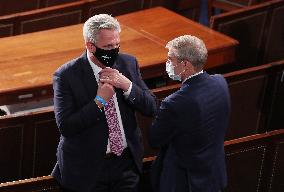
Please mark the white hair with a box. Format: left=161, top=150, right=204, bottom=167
left=166, top=35, right=208, bottom=70
left=83, top=14, right=121, bottom=44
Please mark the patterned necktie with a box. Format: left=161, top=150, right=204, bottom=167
left=104, top=96, right=124, bottom=156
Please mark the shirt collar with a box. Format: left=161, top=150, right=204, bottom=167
left=87, top=51, right=102, bottom=79
left=182, top=70, right=204, bottom=83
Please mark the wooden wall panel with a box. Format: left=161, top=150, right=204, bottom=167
left=0, top=15, right=17, bottom=37
left=136, top=112, right=157, bottom=158
left=268, top=141, right=284, bottom=192
left=225, top=60, right=284, bottom=139
left=225, top=145, right=267, bottom=192
left=0, top=0, right=40, bottom=16
left=86, top=0, right=143, bottom=18
left=33, top=118, right=59, bottom=177
left=20, top=10, right=82, bottom=34
left=211, top=0, right=284, bottom=68
left=18, top=2, right=84, bottom=35
left=223, top=129, right=284, bottom=192
left=0, top=23, right=14, bottom=37
left=142, top=0, right=166, bottom=8
left=0, top=0, right=81, bottom=16
left=263, top=2, right=284, bottom=63
left=174, top=0, right=201, bottom=21
left=265, top=68, right=284, bottom=131
left=208, top=0, right=266, bottom=19
left=212, top=10, right=269, bottom=67
left=42, top=0, right=80, bottom=7
left=226, top=73, right=268, bottom=139
left=0, top=125, right=24, bottom=183
left=0, top=1, right=85, bottom=37
left=143, top=0, right=200, bottom=21
left=0, top=108, right=59, bottom=183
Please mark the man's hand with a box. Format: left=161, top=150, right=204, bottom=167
left=100, top=68, right=131, bottom=92
left=96, top=81, right=115, bottom=103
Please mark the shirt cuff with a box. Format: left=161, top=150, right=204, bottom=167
left=123, top=82, right=132, bottom=98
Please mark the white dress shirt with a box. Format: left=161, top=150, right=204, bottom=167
left=87, top=51, right=129, bottom=154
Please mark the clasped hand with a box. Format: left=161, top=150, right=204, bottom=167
left=96, top=68, right=131, bottom=103
left=100, top=68, right=131, bottom=92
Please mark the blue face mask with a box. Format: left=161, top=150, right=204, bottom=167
left=166, top=61, right=182, bottom=81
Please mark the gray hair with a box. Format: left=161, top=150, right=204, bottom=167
left=83, top=14, right=121, bottom=44
left=166, top=35, right=208, bottom=70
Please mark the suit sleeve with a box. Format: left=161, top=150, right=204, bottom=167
left=149, top=99, right=178, bottom=148
left=126, top=58, right=158, bottom=117
left=53, top=71, right=104, bottom=137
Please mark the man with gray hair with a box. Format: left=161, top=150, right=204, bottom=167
left=51, top=14, right=157, bottom=192
left=149, top=35, right=230, bottom=192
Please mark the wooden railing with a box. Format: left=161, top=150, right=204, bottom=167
left=1, top=129, right=283, bottom=192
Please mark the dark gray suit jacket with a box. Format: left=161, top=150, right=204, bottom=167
left=51, top=52, right=157, bottom=192
left=150, top=72, right=230, bottom=192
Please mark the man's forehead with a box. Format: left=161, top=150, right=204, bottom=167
left=97, top=29, right=120, bottom=44
left=98, top=29, right=119, bottom=38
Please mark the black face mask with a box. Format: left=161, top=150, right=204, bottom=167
left=93, top=46, right=119, bottom=67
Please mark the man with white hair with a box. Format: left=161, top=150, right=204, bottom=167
left=149, top=35, right=230, bottom=192
left=51, top=14, right=157, bottom=192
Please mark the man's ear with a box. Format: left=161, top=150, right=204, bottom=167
left=183, top=60, right=190, bottom=68
left=86, top=42, right=95, bottom=52
left=184, top=60, right=194, bottom=71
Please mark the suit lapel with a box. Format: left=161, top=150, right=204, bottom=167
left=80, top=52, right=98, bottom=100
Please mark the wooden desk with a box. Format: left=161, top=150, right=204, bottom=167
left=0, top=7, right=238, bottom=105
left=119, top=7, right=238, bottom=71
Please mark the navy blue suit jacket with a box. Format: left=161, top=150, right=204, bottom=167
left=150, top=72, right=230, bottom=192
left=51, top=52, right=157, bottom=192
